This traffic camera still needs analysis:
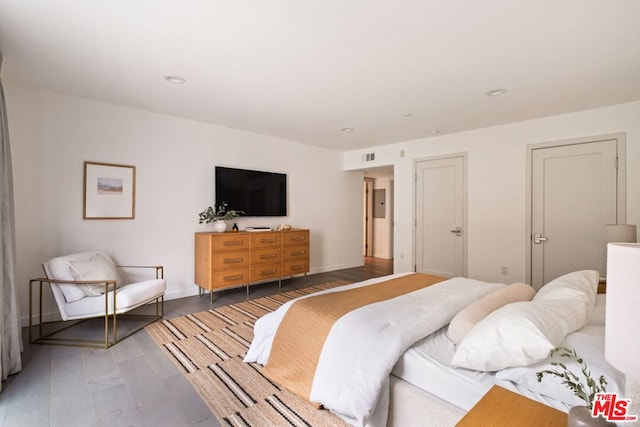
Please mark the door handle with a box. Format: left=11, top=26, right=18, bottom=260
left=450, top=227, right=462, bottom=237
left=533, top=233, right=547, bottom=244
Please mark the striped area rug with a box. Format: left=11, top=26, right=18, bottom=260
left=145, top=281, right=352, bottom=427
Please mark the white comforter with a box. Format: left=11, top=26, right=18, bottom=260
left=244, top=273, right=505, bottom=426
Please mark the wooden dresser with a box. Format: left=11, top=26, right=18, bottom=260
left=195, top=229, right=309, bottom=301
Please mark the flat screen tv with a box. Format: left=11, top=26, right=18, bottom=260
left=215, top=166, right=287, bottom=217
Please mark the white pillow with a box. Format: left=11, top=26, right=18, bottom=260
left=68, top=252, right=123, bottom=297
left=496, top=325, right=623, bottom=407
left=57, top=280, right=86, bottom=303
left=447, top=283, right=535, bottom=344
left=587, top=294, right=606, bottom=326
left=534, top=270, right=599, bottom=322
left=451, top=298, right=587, bottom=371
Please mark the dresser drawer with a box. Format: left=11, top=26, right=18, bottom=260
left=283, top=245, right=308, bottom=261
left=283, top=260, right=309, bottom=275
left=250, top=263, right=282, bottom=281
left=211, top=234, right=249, bottom=252
left=251, top=248, right=281, bottom=264
left=250, top=233, right=281, bottom=248
left=210, top=267, right=250, bottom=288
left=283, top=230, right=309, bottom=246
left=211, top=250, right=249, bottom=270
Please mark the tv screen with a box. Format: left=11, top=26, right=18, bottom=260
left=215, top=166, right=287, bottom=217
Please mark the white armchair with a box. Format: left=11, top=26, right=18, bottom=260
left=29, top=251, right=166, bottom=349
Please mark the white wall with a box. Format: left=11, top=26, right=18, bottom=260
left=345, top=101, right=640, bottom=284
left=5, top=82, right=364, bottom=325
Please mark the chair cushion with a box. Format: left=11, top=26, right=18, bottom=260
left=44, top=251, right=123, bottom=302
left=62, top=279, right=166, bottom=320
left=68, top=252, right=123, bottom=297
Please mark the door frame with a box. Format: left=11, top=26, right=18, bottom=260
left=364, top=177, right=374, bottom=257
left=525, top=133, right=627, bottom=285
left=413, top=152, right=468, bottom=277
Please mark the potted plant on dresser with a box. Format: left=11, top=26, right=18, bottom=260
left=198, top=201, right=244, bottom=232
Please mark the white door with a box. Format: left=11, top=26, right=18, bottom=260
left=415, top=156, right=466, bottom=277
left=531, top=140, right=618, bottom=289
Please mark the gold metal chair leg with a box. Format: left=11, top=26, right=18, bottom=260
left=39, top=281, right=43, bottom=339
left=112, top=287, right=117, bottom=346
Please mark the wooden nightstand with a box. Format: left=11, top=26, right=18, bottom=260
left=456, top=385, right=567, bottom=427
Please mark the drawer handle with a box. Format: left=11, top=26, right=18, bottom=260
left=260, top=269, right=278, bottom=275
left=224, top=240, right=244, bottom=246
left=260, top=238, right=277, bottom=243
left=224, top=274, right=244, bottom=282
left=289, top=250, right=306, bottom=256
left=290, top=265, right=306, bottom=271
left=224, top=257, right=244, bottom=264
left=290, top=236, right=305, bottom=242
left=260, top=254, right=278, bottom=259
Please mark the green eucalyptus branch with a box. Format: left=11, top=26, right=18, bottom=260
left=536, top=346, right=608, bottom=410
left=198, top=201, right=244, bottom=224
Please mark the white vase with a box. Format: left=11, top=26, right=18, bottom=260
left=567, top=406, right=616, bottom=427
left=213, top=220, right=227, bottom=233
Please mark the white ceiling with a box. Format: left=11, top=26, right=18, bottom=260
left=1, top=1, right=639, bottom=151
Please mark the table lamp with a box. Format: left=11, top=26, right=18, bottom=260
left=605, top=243, right=640, bottom=425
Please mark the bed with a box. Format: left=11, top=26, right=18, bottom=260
left=244, top=270, right=623, bottom=426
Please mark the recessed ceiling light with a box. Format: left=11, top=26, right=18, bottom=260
left=485, top=88, right=506, bottom=96
left=429, top=129, right=440, bottom=135
left=341, top=127, right=354, bottom=132
left=164, top=75, right=186, bottom=84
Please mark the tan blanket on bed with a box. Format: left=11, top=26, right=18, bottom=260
left=262, top=273, right=446, bottom=403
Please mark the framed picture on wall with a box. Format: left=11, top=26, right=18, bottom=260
left=83, top=161, right=136, bottom=219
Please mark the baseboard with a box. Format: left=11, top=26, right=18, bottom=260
left=309, top=261, right=364, bottom=274
left=21, top=310, right=62, bottom=328
left=164, top=287, right=201, bottom=301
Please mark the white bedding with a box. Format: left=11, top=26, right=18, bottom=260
left=245, top=273, right=505, bottom=426
left=246, top=273, right=620, bottom=426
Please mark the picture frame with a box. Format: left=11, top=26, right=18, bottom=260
left=83, top=161, right=136, bottom=219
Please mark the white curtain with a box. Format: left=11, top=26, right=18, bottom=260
left=0, top=53, right=23, bottom=392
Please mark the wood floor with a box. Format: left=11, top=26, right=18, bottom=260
left=0, top=258, right=392, bottom=427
